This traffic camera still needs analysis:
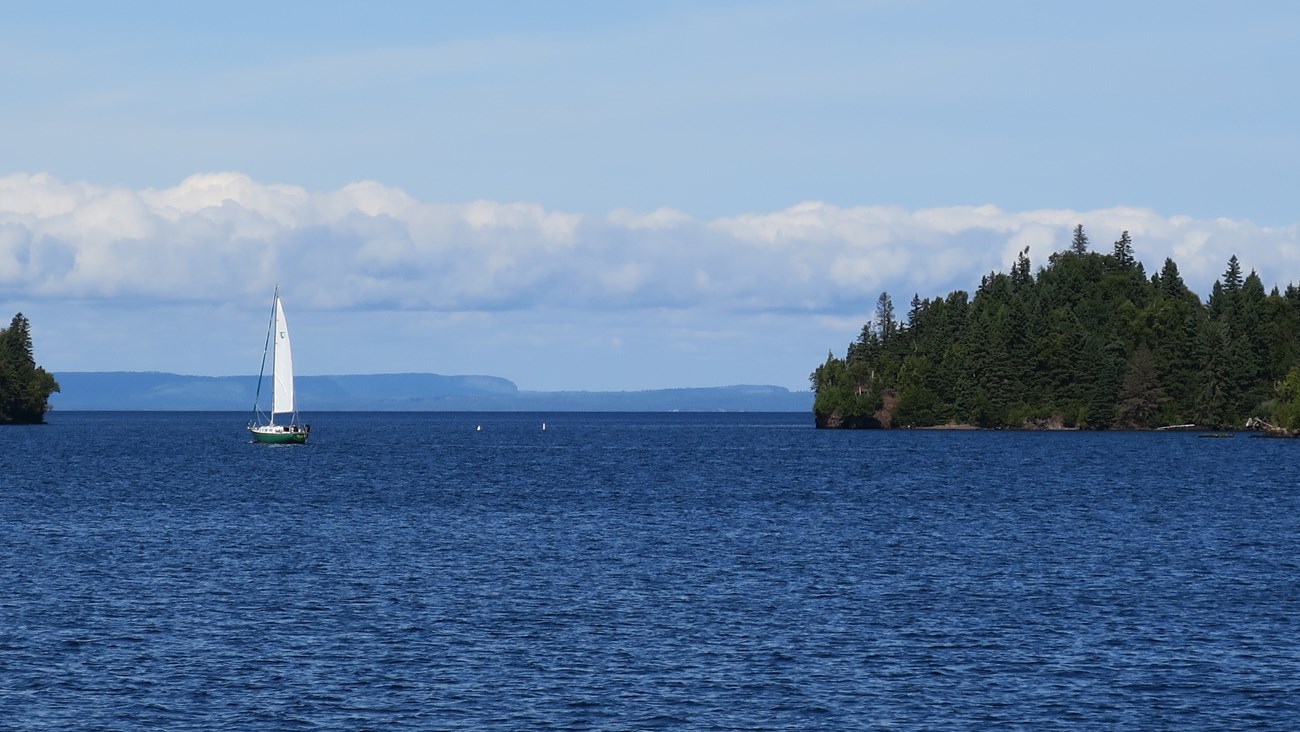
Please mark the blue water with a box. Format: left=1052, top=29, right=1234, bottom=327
left=3, top=412, right=1299, bottom=730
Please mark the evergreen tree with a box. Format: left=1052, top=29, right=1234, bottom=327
left=1070, top=224, right=1089, bottom=255
left=1258, top=283, right=1300, bottom=389
left=1144, top=294, right=1202, bottom=423
left=1194, top=320, right=1240, bottom=428
left=1111, top=230, right=1136, bottom=269
left=907, top=294, right=924, bottom=332
left=1116, top=342, right=1167, bottom=428
left=1222, top=255, right=1244, bottom=293
left=1012, top=246, right=1033, bottom=287
left=1236, top=271, right=1270, bottom=409
left=1157, top=257, right=1197, bottom=304
left=0, top=313, right=60, bottom=424
left=1207, top=280, right=1229, bottom=321
left=875, top=292, right=896, bottom=343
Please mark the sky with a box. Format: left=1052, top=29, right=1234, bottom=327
left=1, top=0, right=1297, bottom=391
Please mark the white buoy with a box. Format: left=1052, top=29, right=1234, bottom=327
left=542, top=422, right=547, bottom=431
left=476, top=425, right=481, bottom=432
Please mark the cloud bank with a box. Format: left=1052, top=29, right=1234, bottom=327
left=2, top=172, right=1297, bottom=314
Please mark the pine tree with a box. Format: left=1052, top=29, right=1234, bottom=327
left=1117, top=342, right=1167, bottom=428
left=1112, top=230, right=1136, bottom=269
left=1012, top=246, right=1033, bottom=286
left=1194, top=320, right=1240, bottom=428
left=1158, top=258, right=1193, bottom=301
left=1070, top=224, right=1089, bottom=255
left=1146, top=294, right=1202, bottom=423
left=1236, top=271, right=1270, bottom=410
left=907, top=294, right=924, bottom=332
left=1222, top=255, right=1244, bottom=294
left=875, top=292, right=895, bottom=343
left=0, top=313, right=60, bottom=424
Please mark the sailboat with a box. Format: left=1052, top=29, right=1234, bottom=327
left=247, top=286, right=310, bottom=444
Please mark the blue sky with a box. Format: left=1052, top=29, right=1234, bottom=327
left=2, top=1, right=1298, bottom=391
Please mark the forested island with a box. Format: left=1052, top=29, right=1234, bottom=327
left=812, top=226, right=1300, bottom=431
left=1, top=313, right=60, bottom=424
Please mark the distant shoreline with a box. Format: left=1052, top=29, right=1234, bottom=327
left=48, top=371, right=814, bottom=412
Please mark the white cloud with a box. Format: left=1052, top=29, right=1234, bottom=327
left=140, top=172, right=311, bottom=224
left=1, top=173, right=1298, bottom=315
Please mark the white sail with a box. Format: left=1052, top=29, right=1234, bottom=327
left=271, top=295, right=295, bottom=416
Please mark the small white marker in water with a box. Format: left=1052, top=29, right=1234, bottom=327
left=542, top=422, right=547, bottom=431
left=476, top=425, right=482, bottom=432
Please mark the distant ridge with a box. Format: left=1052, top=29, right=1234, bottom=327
left=49, top=372, right=812, bottom=412
left=445, top=385, right=812, bottom=412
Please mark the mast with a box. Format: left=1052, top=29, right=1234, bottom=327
left=251, top=285, right=278, bottom=425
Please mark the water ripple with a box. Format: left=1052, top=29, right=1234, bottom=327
left=2, top=414, right=1299, bottom=729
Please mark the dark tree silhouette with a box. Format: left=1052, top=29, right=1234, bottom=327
left=0, top=313, right=60, bottom=424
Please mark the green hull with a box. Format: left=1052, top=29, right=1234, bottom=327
left=249, top=426, right=309, bottom=444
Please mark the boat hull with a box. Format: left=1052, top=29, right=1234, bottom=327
left=248, top=425, right=309, bottom=444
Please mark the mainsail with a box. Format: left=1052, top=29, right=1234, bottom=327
left=271, top=295, right=295, bottom=416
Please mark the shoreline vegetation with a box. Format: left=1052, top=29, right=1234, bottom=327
left=812, top=225, right=1300, bottom=434
left=0, top=313, right=60, bottom=424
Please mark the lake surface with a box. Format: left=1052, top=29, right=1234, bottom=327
left=3, top=412, right=1299, bottom=730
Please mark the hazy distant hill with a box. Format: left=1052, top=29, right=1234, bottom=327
left=49, top=372, right=813, bottom=412
left=420, top=385, right=814, bottom=412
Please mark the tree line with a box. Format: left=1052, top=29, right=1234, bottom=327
left=811, top=225, right=1300, bottom=430
left=0, top=313, right=60, bottom=424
